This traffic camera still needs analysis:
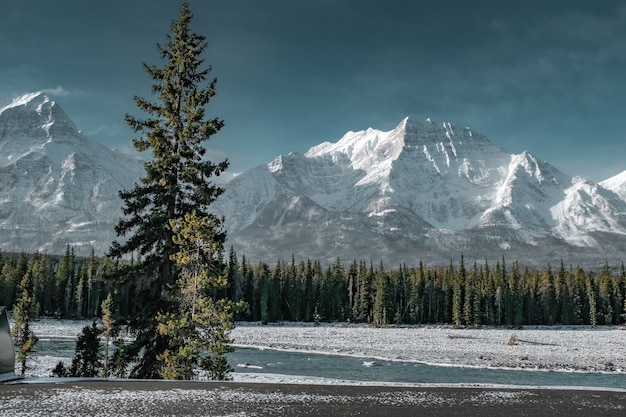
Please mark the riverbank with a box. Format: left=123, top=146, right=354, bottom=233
left=2, top=379, right=626, bottom=416
left=232, top=322, right=626, bottom=373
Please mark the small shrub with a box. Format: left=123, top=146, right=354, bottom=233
left=51, top=361, right=69, bottom=377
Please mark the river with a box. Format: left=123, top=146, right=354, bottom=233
left=28, top=337, right=626, bottom=390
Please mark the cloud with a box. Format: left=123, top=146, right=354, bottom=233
left=86, top=124, right=124, bottom=137
left=213, top=171, right=240, bottom=185
left=42, top=86, right=72, bottom=97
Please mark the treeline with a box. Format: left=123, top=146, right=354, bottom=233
left=2, top=248, right=626, bottom=327
left=0, top=248, right=114, bottom=319
left=226, top=252, right=626, bottom=327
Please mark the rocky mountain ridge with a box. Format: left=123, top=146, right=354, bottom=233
left=214, top=117, right=626, bottom=265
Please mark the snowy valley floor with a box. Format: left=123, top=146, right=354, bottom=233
left=3, top=321, right=626, bottom=416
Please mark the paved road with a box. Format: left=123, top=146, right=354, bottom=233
left=1, top=380, right=625, bottom=416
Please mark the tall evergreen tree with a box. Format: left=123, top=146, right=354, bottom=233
left=55, top=245, right=76, bottom=318
left=303, top=259, right=316, bottom=322
left=108, top=1, right=229, bottom=378
left=372, top=262, right=390, bottom=326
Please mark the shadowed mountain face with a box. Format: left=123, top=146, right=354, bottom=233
left=2, top=93, right=626, bottom=266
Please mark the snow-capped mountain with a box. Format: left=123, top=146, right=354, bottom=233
left=2, top=92, right=626, bottom=265
left=215, top=117, right=626, bottom=265
left=0, top=92, right=143, bottom=255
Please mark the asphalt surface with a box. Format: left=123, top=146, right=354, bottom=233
left=1, top=380, right=625, bottom=416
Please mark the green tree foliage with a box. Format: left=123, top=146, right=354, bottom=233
left=451, top=256, right=465, bottom=328
left=2, top=249, right=626, bottom=349
left=372, top=261, right=391, bottom=326
left=156, top=211, right=242, bottom=380
left=70, top=322, right=103, bottom=377
left=352, top=262, right=371, bottom=322
left=100, top=293, right=117, bottom=377
left=11, top=254, right=40, bottom=376
left=53, top=321, right=103, bottom=378
left=213, top=253, right=626, bottom=328
left=107, top=2, right=230, bottom=379
left=0, top=252, right=27, bottom=309
left=55, top=246, right=75, bottom=318
left=1, top=247, right=626, bottom=381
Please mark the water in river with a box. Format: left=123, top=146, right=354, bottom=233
left=31, top=337, right=626, bottom=390
left=230, top=348, right=626, bottom=389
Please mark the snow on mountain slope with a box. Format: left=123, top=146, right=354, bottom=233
left=386, top=118, right=511, bottom=230
left=217, top=164, right=279, bottom=232
left=600, top=170, right=626, bottom=200
left=3, top=91, right=626, bottom=264
left=0, top=93, right=143, bottom=254
left=477, top=151, right=572, bottom=244
left=216, top=117, right=626, bottom=265
left=551, top=176, right=626, bottom=245
left=219, top=117, right=550, bottom=234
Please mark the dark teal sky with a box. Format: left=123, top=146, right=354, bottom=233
left=1, top=0, right=626, bottom=181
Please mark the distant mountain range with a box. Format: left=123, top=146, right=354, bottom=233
left=2, top=92, right=626, bottom=266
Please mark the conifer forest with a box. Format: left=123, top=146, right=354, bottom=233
left=1, top=247, right=625, bottom=328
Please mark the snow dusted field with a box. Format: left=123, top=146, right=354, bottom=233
left=231, top=322, right=626, bottom=374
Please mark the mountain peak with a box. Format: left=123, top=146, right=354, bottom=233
left=0, top=93, right=145, bottom=255
left=3, top=91, right=49, bottom=110
left=0, top=92, right=79, bottom=143
left=214, top=112, right=626, bottom=264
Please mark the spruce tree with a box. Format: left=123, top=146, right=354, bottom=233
left=452, top=255, right=465, bottom=328
left=108, top=1, right=229, bottom=378
left=55, top=245, right=75, bottom=318
left=70, top=322, right=103, bottom=377
left=11, top=256, right=39, bottom=376
left=372, top=262, right=390, bottom=326
left=156, top=211, right=241, bottom=380
left=100, top=293, right=117, bottom=377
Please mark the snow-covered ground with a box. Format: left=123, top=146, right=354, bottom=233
left=25, top=319, right=626, bottom=381
left=231, top=322, right=626, bottom=373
